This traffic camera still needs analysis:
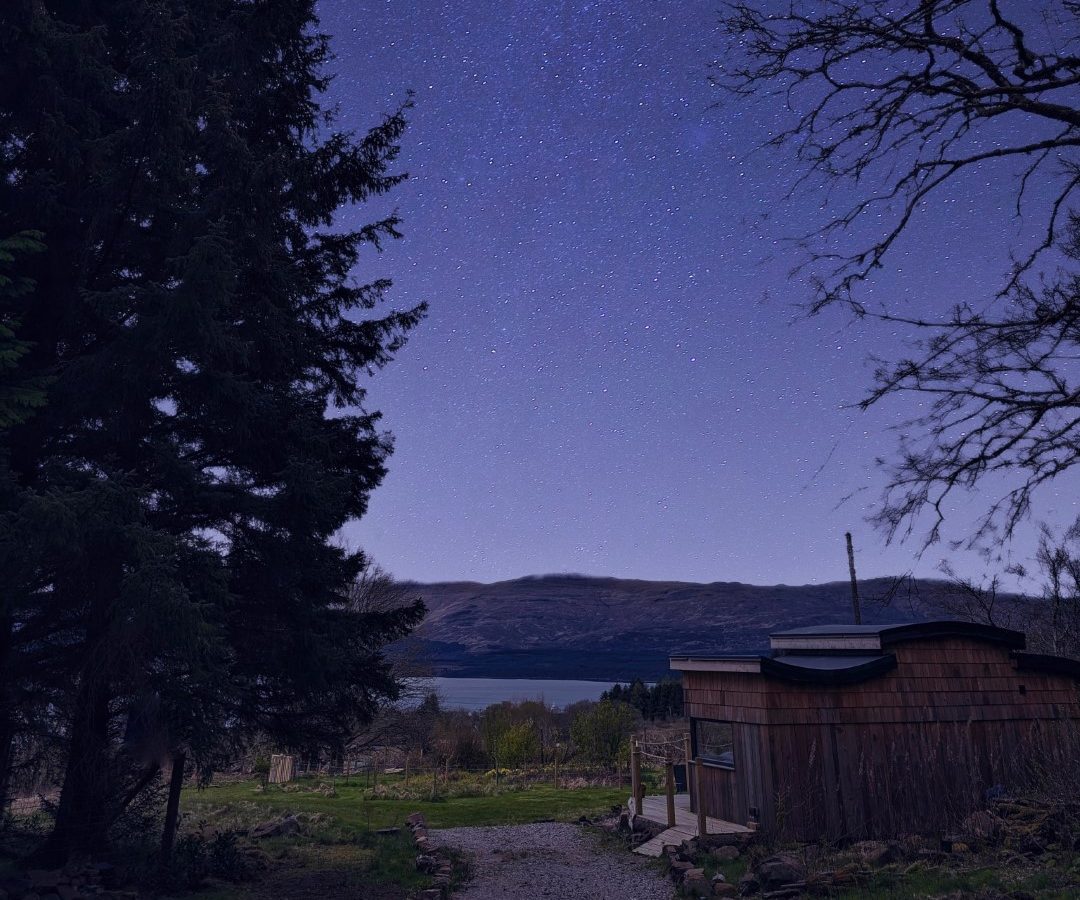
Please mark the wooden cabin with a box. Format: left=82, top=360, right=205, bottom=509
left=671, top=621, right=1080, bottom=841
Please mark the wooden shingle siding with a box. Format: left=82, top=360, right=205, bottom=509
left=685, top=635, right=1080, bottom=840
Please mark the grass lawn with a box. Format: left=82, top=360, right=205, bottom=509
left=174, top=773, right=628, bottom=898
left=182, top=774, right=627, bottom=831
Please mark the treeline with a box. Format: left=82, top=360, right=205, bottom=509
left=371, top=695, right=642, bottom=772
left=601, top=679, right=683, bottom=721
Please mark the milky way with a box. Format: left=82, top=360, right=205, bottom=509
left=319, top=0, right=1079, bottom=586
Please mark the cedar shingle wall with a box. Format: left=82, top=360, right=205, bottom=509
left=684, top=638, right=1080, bottom=840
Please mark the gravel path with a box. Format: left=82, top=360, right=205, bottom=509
left=432, top=822, right=674, bottom=900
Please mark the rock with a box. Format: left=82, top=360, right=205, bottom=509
left=961, top=810, right=1001, bottom=842
left=685, top=875, right=711, bottom=897
left=756, top=853, right=807, bottom=891
left=713, top=845, right=741, bottom=862
left=951, top=841, right=971, bottom=854
left=250, top=814, right=301, bottom=839
left=712, top=872, right=727, bottom=883
left=416, top=854, right=438, bottom=873
left=376, top=826, right=400, bottom=835
left=713, top=883, right=738, bottom=897
left=617, top=812, right=631, bottom=831
left=737, top=872, right=759, bottom=896
left=853, top=839, right=900, bottom=866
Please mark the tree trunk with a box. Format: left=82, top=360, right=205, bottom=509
left=34, top=575, right=117, bottom=866
left=160, top=751, right=186, bottom=865
left=0, top=609, right=16, bottom=816
left=35, top=674, right=113, bottom=863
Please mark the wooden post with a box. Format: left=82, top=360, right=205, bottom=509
left=629, top=738, right=642, bottom=816
left=694, top=756, right=707, bottom=837
left=430, top=762, right=437, bottom=800
left=554, top=742, right=560, bottom=789
left=846, top=531, right=862, bottom=625
left=682, top=733, right=692, bottom=796
left=665, top=759, right=676, bottom=827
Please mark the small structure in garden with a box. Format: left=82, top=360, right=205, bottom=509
left=268, top=753, right=296, bottom=784
left=670, top=620, right=1080, bottom=840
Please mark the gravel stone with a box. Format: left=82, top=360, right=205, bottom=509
left=432, top=822, right=674, bottom=900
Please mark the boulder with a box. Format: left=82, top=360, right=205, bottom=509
left=853, top=839, right=900, bottom=867
left=250, top=814, right=301, bottom=839
left=684, top=874, right=711, bottom=897
left=756, top=853, right=806, bottom=891
left=737, top=872, right=759, bottom=896
left=713, top=845, right=741, bottom=863
left=713, top=883, right=738, bottom=897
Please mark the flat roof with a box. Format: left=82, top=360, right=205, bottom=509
left=671, top=652, right=897, bottom=684
left=769, top=620, right=1026, bottom=652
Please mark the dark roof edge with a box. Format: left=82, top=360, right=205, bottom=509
left=760, top=653, right=897, bottom=686
left=878, top=621, right=1026, bottom=650
left=1013, top=651, right=1080, bottom=681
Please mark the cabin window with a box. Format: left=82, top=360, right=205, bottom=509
left=694, top=719, right=734, bottom=769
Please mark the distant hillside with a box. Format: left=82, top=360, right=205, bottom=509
left=395, top=574, right=958, bottom=681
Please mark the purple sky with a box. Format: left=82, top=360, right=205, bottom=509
left=320, top=0, right=1080, bottom=586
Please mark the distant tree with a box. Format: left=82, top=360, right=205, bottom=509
left=714, top=1, right=1080, bottom=547
left=481, top=704, right=514, bottom=772
left=1, top=0, right=424, bottom=862
left=500, top=721, right=540, bottom=769
left=570, top=700, right=636, bottom=767
left=601, top=679, right=683, bottom=721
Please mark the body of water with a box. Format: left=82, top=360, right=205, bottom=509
left=419, top=677, right=616, bottom=711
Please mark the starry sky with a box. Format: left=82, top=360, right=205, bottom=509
left=319, top=0, right=1080, bottom=587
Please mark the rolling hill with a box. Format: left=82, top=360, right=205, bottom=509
left=396, top=574, right=955, bottom=681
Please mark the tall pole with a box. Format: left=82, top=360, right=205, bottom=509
left=630, top=738, right=642, bottom=816
left=846, top=531, right=862, bottom=625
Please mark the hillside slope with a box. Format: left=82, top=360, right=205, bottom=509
left=397, top=574, right=953, bottom=681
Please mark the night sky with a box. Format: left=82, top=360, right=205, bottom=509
left=319, top=0, right=1079, bottom=586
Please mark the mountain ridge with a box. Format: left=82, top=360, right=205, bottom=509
left=395, top=574, right=956, bottom=681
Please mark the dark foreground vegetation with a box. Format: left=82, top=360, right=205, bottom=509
left=599, top=793, right=1080, bottom=900
left=0, top=0, right=425, bottom=872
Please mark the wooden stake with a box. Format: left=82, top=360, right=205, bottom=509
left=664, top=760, right=676, bottom=827
left=629, top=739, right=642, bottom=816
left=554, top=742, right=560, bottom=789
left=694, top=756, right=707, bottom=837
left=404, top=754, right=410, bottom=788
left=682, top=733, right=692, bottom=796
left=846, top=531, right=862, bottom=625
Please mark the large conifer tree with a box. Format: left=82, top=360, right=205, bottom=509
left=0, top=0, right=425, bottom=861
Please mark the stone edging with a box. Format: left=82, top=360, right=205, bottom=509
left=407, top=812, right=454, bottom=899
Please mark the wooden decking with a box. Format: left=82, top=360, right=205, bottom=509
left=629, top=793, right=751, bottom=857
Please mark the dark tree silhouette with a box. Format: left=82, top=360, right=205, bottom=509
left=1, top=0, right=425, bottom=862
left=715, top=1, right=1080, bottom=545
